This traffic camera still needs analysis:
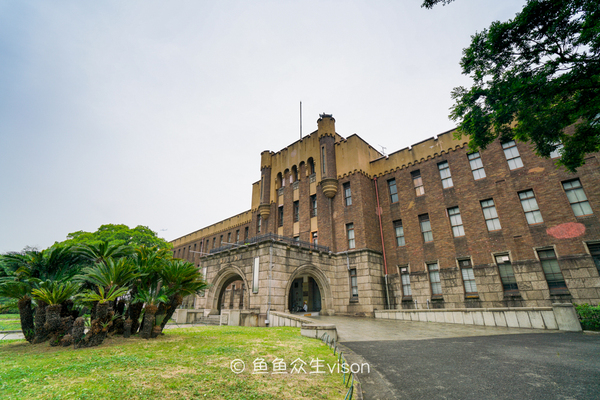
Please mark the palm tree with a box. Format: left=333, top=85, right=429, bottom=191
left=0, top=281, right=35, bottom=342
left=75, top=241, right=132, bottom=266
left=133, top=283, right=169, bottom=339
left=31, top=281, right=80, bottom=345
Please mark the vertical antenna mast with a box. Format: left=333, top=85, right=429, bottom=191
left=300, top=101, right=303, bottom=139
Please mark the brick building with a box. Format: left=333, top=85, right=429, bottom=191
left=172, top=114, right=600, bottom=322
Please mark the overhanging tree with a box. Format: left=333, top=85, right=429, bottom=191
left=423, top=0, right=600, bottom=171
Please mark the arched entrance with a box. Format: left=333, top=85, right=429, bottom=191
left=205, top=265, right=250, bottom=315
left=284, top=265, right=333, bottom=315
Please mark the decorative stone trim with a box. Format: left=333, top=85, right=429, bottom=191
left=321, top=178, right=338, bottom=198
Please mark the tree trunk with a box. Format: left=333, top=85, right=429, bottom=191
left=17, top=296, right=35, bottom=343
left=139, top=304, right=157, bottom=339
left=72, top=317, right=85, bottom=345
left=160, top=294, right=184, bottom=330
left=33, top=301, right=48, bottom=344
left=129, top=302, right=144, bottom=335
left=123, top=319, right=132, bottom=338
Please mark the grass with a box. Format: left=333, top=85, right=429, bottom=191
left=0, top=314, right=19, bottom=320
left=0, top=319, right=21, bottom=330
left=0, top=326, right=349, bottom=400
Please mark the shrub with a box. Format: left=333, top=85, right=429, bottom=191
left=574, top=303, right=600, bottom=331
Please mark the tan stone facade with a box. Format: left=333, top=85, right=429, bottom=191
left=172, top=114, right=600, bottom=320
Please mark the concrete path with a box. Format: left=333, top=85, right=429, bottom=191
left=311, top=316, right=600, bottom=400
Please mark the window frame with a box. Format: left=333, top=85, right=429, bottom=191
left=437, top=161, right=453, bottom=189
left=447, top=206, right=465, bottom=237
left=586, top=242, right=600, bottom=275
left=562, top=179, right=593, bottom=217
left=495, top=254, right=519, bottom=294
left=458, top=258, right=478, bottom=297
left=481, top=199, right=501, bottom=231
left=502, top=140, right=524, bottom=170
left=347, top=223, right=355, bottom=249
left=278, top=205, right=284, bottom=227
left=427, top=262, right=442, bottom=296
left=399, top=265, right=411, bottom=298
left=343, top=182, right=352, bottom=206
left=411, top=170, right=425, bottom=196
left=350, top=268, right=358, bottom=298
left=393, top=220, right=405, bottom=247
left=537, top=248, right=568, bottom=292
left=293, top=200, right=300, bottom=222
left=311, top=231, right=318, bottom=245
left=519, top=189, right=544, bottom=224
left=468, top=152, right=486, bottom=180
left=419, top=214, right=433, bottom=243
left=310, top=194, right=317, bottom=218
left=388, top=178, right=399, bottom=203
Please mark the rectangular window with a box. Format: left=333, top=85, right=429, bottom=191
left=563, top=179, right=593, bottom=216
left=311, top=231, right=318, bottom=245
left=219, top=235, right=223, bottom=246
left=394, top=220, right=405, bottom=246
left=400, top=266, right=411, bottom=296
left=468, top=152, right=486, bottom=180
left=227, top=233, right=231, bottom=243
left=212, top=237, right=216, bottom=248
left=321, top=146, right=326, bottom=175
left=293, top=201, right=299, bottom=222
left=419, top=214, right=433, bottom=243
left=519, top=189, right=543, bottom=224
left=481, top=199, right=501, bottom=231
left=236, top=230, right=240, bottom=242
left=257, top=215, right=262, bottom=233
left=350, top=268, right=358, bottom=298
left=550, top=143, right=564, bottom=159
left=448, top=207, right=465, bottom=237
left=459, top=259, right=477, bottom=295
left=438, top=161, right=453, bottom=188
left=412, top=170, right=424, bottom=196
left=588, top=243, right=600, bottom=274
left=244, top=227, right=249, bottom=240
left=252, top=257, right=260, bottom=293
left=343, top=182, right=352, bottom=206
left=347, top=223, right=355, bottom=249
left=495, top=254, right=518, bottom=292
left=278, top=206, right=284, bottom=227
left=502, top=140, right=524, bottom=170
left=428, top=262, right=442, bottom=295
left=538, top=249, right=567, bottom=290
left=388, top=178, right=399, bottom=203
left=310, top=194, right=317, bottom=217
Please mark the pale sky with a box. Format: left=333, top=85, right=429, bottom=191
left=0, top=0, right=525, bottom=252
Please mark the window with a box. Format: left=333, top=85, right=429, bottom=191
left=236, top=230, right=240, bottom=242
left=278, top=206, right=284, bottom=227
left=311, top=231, right=318, bottom=245
left=550, top=143, right=564, bottom=159
left=212, top=237, right=216, bottom=248
left=293, top=236, right=299, bottom=242
left=310, top=194, right=317, bottom=217
left=438, top=161, right=453, bottom=188
left=468, top=152, right=486, bottom=180
left=563, top=179, right=593, bottom=216
left=519, top=190, right=543, bottom=224
left=321, top=146, right=326, bottom=175
left=538, top=249, right=567, bottom=290
left=292, top=165, right=298, bottom=182
left=388, top=178, right=399, bottom=203
left=419, top=214, right=433, bottom=243
left=219, top=235, right=223, bottom=246
left=448, top=207, right=465, bottom=237
left=347, top=223, right=355, bottom=249
left=587, top=243, right=600, bottom=274
left=252, top=257, right=259, bottom=293
left=400, top=266, right=411, bottom=296
left=412, top=170, right=424, bottom=196
left=244, top=227, right=249, bottom=240
left=257, top=215, right=262, bottom=233
left=502, top=140, right=524, bottom=170
left=459, top=259, right=477, bottom=296
left=293, top=201, right=299, bottom=222
left=343, top=182, right=352, bottom=206
left=394, top=220, right=405, bottom=246
left=428, top=262, right=442, bottom=295
left=350, top=269, right=358, bottom=298
left=206, top=239, right=210, bottom=250
left=495, top=254, right=518, bottom=293
left=308, top=158, right=315, bottom=175
left=227, top=233, right=231, bottom=243
left=481, top=199, right=501, bottom=231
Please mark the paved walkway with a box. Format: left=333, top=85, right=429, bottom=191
left=311, top=316, right=600, bottom=400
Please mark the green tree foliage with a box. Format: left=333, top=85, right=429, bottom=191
left=56, top=224, right=171, bottom=249
left=423, top=0, right=600, bottom=171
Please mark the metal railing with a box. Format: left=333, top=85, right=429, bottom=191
left=321, top=332, right=355, bottom=400
left=209, top=233, right=329, bottom=255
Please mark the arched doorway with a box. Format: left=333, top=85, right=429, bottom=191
left=205, top=265, right=250, bottom=315
left=285, top=265, right=332, bottom=315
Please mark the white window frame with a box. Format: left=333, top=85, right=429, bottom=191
left=468, top=152, right=486, bottom=180
left=519, top=189, right=544, bottom=224
left=448, top=206, right=465, bottom=237
left=438, top=161, right=453, bottom=188
left=563, top=179, right=593, bottom=216
left=502, top=140, right=524, bottom=170
left=481, top=199, right=501, bottom=231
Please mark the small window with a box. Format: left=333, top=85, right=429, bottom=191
left=587, top=243, right=600, bottom=274
left=550, top=143, right=564, bottom=159
left=468, top=152, right=486, bottom=180
left=219, top=235, right=223, bottom=246
left=244, top=227, right=249, bottom=239
left=538, top=249, right=567, bottom=291
left=448, top=207, right=465, bottom=237
left=400, top=266, right=411, bottom=296
left=310, top=194, right=317, bottom=217
left=350, top=268, right=358, bottom=298
left=293, top=236, right=299, bottom=242
left=212, top=237, right=216, bottom=248
left=412, top=170, right=424, bottom=196
left=278, top=206, right=284, bottom=227
left=311, top=231, right=318, bottom=245
left=347, top=223, right=355, bottom=249
left=438, top=161, right=453, bottom=188
left=321, top=146, right=326, bottom=175
left=292, top=165, right=298, bottom=182
left=481, top=199, right=501, bottom=231
left=308, top=158, right=315, bottom=175
left=236, top=230, right=240, bottom=242
left=293, top=201, right=299, bottom=222
left=428, top=262, right=442, bottom=295
left=257, top=215, right=262, bottom=234
left=519, top=190, right=543, bottom=224
left=343, top=182, right=352, bottom=206
left=563, top=179, right=593, bottom=216
left=459, top=259, right=477, bottom=296
left=419, top=214, right=433, bottom=243
left=502, top=140, right=524, bottom=170
left=495, top=254, right=518, bottom=293
left=227, top=233, right=231, bottom=244
left=388, top=178, right=399, bottom=203
left=394, top=220, right=405, bottom=246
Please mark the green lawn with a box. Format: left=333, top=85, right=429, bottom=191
left=0, top=319, right=21, bottom=330
left=0, top=313, right=19, bottom=320
left=0, top=326, right=350, bottom=400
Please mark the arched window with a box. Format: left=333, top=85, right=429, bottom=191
left=277, top=172, right=283, bottom=189
left=284, top=169, right=290, bottom=185
left=307, top=158, right=315, bottom=175
left=292, top=165, right=298, bottom=182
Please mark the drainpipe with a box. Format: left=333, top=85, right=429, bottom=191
left=374, top=176, right=390, bottom=310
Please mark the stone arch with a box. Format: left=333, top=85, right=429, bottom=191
left=206, top=264, right=250, bottom=315
left=284, top=264, right=334, bottom=315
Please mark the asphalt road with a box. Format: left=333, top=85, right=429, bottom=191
left=343, top=332, right=600, bottom=400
